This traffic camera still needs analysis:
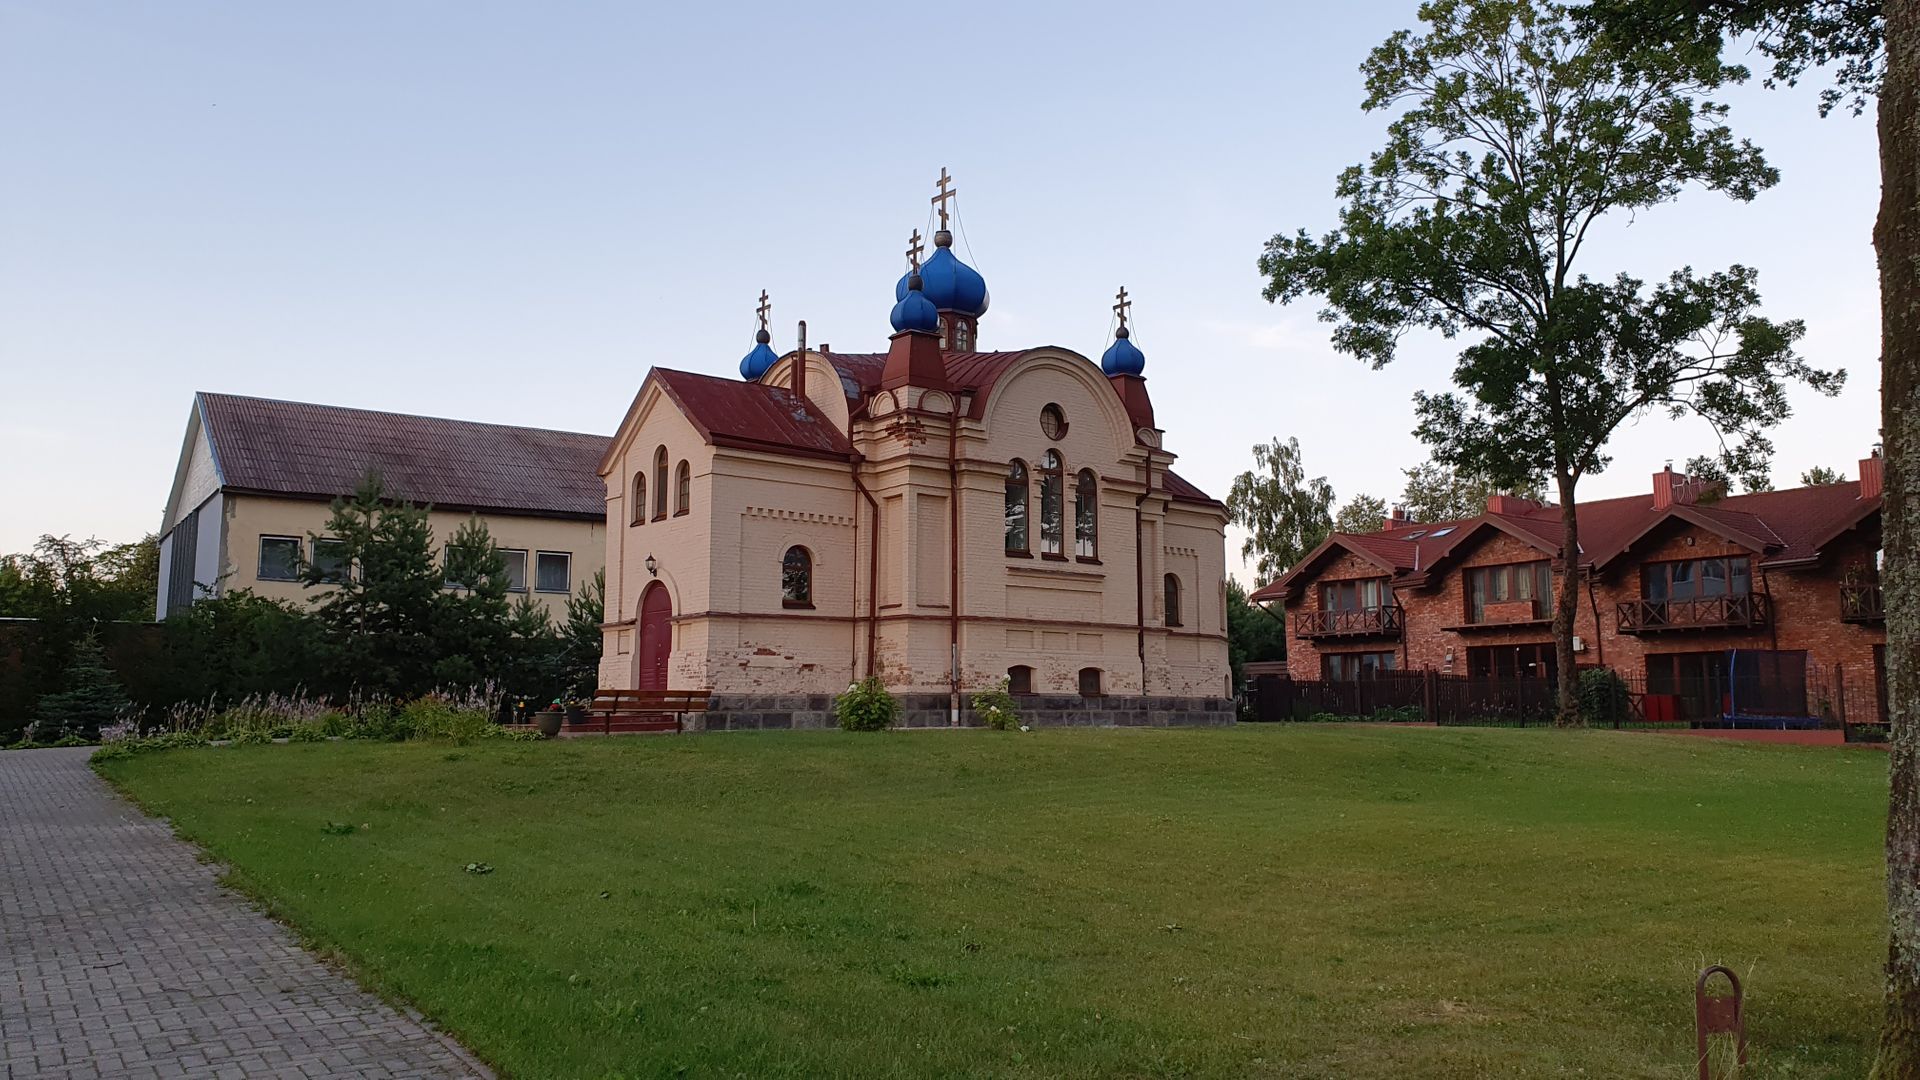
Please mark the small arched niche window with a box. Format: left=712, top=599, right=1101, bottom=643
left=1039, top=450, right=1065, bottom=557
left=1007, top=665, right=1034, bottom=696
left=1164, top=573, right=1184, bottom=627
left=675, top=461, right=691, bottom=516
left=1005, top=460, right=1030, bottom=554
left=1074, top=469, right=1098, bottom=559
left=1078, top=667, right=1104, bottom=697
left=630, top=472, right=647, bottom=526
left=652, top=446, right=669, bottom=521
left=781, top=546, right=813, bottom=609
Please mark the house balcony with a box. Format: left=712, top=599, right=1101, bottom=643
left=1294, top=604, right=1404, bottom=640
left=1841, top=581, right=1885, bottom=623
left=1615, top=594, right=1770, bottom=635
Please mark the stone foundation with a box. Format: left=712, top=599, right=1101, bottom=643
left=694, top=693, right=1235, bottom=732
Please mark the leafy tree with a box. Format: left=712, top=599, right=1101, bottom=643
left=1259, top=0, right=1841, bottom=722
left=153, top=590, right=324, bottom=706
left=1227, top=437, right=1336, bottom=583
left=432, top=517, right=512, bottom=689
left=1801, top=464, right=1849, bottom=486
left=1577, top=4, right=1913, bottom=1070
left=1400, top=461, right=1544, bottom=522
left=0, top=534, right=160, bottom=742
left=301, top=473, right=441, bottom=698
left=1226, top=578, right=1288, bottom=693
left=30, top=633, right=131, bottom=742
left=1333, top=494, right=1390, bottom=534
left=1682, top=452, right=1772, bottom=497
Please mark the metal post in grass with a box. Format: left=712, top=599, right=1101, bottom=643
left=1695, top=965, right=1746, bottom=1079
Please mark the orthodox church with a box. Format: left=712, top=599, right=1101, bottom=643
left=596, top=174, right=1231, bottom=727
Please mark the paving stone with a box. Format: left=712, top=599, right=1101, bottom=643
left=0, top=748, right=490, bottom=1079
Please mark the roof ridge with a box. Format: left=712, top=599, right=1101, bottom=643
left=196, top=390, right=609, bottom=441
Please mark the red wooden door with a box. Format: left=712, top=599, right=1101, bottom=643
left=637, top=583, right=671, bottom=690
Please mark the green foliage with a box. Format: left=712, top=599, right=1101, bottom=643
left=560, top=569, right=607, bottom=700
left=1801, top=464, right=1849, bottom=486
left=1683, top=452, right=1771, bottom=497
left=1226, top=579, right=1287, bottom=693
left=970, top=679, right=1022, bottom=731
left=1576, top=668, right=1633, bottom=727
left=153, top=591, right=327, bottom=707
left=30, top=634, right=132, bottom=742
left=302, top=473, right=442, bottom=698
left=835, top=677, right=899, bottom=732
left=1581, top=0, right=1882, bottom=117
left=0, top=533, right=160, bottom=742
left=431, top=517, right=514, bottom=690
left=1332, top=493, right=1388, bottom=535
left=1399, top=461, right=1542, bottom=523
left=1226, top=437, right=1334, bottom=582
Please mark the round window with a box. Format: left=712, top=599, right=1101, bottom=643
left=1040, top=403, right=1068, bottom=441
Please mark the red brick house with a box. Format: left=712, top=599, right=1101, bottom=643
left=1250, top=456, right=1888, bottom=725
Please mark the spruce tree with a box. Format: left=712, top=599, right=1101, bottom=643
left=31, top=633, right=131, bottom=742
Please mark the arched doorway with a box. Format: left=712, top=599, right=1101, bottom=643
left=636, top=581, right=671, bottom=690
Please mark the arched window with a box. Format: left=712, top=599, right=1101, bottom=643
left=653, top=447, right=669, bottom=520
left=1078, top=667, right=1103, bottom=697
left=953, top=319, right=972, bottom=350
left=1039, top=450, right=1065, bottom=556
left=782, top=546, right=812, bottom=608
left=675, top=461, right=691, bottom=516
left=1008, top=665, right=1034, bottom=695
left=1005, top=460, right=1030, bottom=554
left=1164, top=573, right=1183, bottom=627
left=1075, top=469, right=1098, bottom=559
left=630, top=472, right=646, bottom=526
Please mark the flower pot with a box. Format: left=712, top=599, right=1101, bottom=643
left=536, top=711, right=564, bottom=739
left=565, top=705, right=589, bottom=726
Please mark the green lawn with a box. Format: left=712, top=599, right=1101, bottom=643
left=98, top=727, right=1887, bottom=1078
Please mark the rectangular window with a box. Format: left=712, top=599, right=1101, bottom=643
left=1643, top=557, right=1752, bottom=602
left=257, top=536, right=301, bottom=581
left=1319, top=578, right=1391, bottom=612
left=1466, top=561, right=1551, bottom=622
left=1466, top=643, right=1557, bottom=682
left=501, top=548, right=528, bottom=592
left=1322, top=651, right=1398, bottom=681
left=535, top=551, right=571, bottom=594
left=311, top=538, right=350, bottom=584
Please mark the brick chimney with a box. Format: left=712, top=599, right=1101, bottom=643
left=1652, top=463, right=1707, bottom=510
left=1861, top=447, right=1886, bottom=499
left=1486, top=494, right=1541, bottom=516
left=1383, top=505, right=1410, bottom=532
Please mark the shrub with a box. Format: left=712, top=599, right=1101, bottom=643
left=971, top=680, right=1021, bottom=731
left=835, top=677, right=898, bottom=732
left=1576, top=669, right=1631, bottom=727
left=401, top=696, right=498, bottom=744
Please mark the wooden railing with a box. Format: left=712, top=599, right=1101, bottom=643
left=1841, top=581, right=1885, bottom=623
left=1616, top=593, right=1770, bottom=634
left=1293, top=604, right=1404, bottom=639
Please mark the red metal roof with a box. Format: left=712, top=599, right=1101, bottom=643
left=196, top=392, right=610, bottom=519
left=649, top=368, right=853, bottom=462
left=1250, top=479, right=1881, bottom=602
left=1162, top=469, right=1224, bottom=509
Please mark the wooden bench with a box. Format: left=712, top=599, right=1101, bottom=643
left=588, top=689, right=712, bottom=734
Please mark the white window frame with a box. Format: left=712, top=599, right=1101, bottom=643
left=534, top=550, right=571, bottom=594
left=257, top=535, right=302, bottom=582
left=500, top=548, right=529, bottom=593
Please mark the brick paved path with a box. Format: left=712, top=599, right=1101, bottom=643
left=0, top=748, right=489, bottom=1079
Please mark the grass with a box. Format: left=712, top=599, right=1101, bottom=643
left=97, top=727, right=1887, bottom=1078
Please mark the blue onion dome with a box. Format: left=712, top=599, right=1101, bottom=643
left=739, top=327, right=779, bottom=380
left=890, top=272, right=941, bottom=334
left=893, top=230, right=989, bottom=316
left=1101, top=325, right=1146, bottom=376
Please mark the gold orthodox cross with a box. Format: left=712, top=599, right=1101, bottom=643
left=931, top=167, right=956, bottom=230
left=1113, top=286, right=1132, bottom=331
left=905, top=229, right=924, bottom=271
left=756, top=289, right=771, bottom=331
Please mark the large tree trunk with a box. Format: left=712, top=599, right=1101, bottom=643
left=1552, top=469, right=1581, bottom=726
left=1875, top=3, right=1920, bottom=1076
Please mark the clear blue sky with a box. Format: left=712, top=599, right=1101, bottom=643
left=0, top=2, right=1882, bottom=581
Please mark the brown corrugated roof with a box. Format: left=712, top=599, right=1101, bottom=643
left=197, top=392, right=610, bottom=519
left=650, top=369, right=853, bottom=462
